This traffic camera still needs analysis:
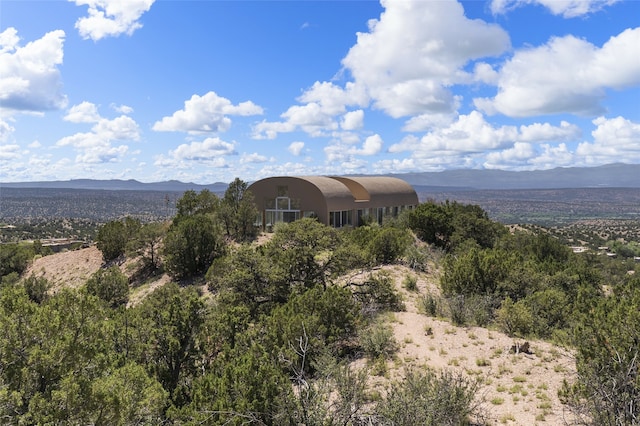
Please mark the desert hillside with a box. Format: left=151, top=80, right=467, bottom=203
left=371, top=265, right=577, bottom=425
left=23, top=246, right=577, bottom=425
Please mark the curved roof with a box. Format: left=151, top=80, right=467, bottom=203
left=293, top=176, right=357, bottom=200
left=329, top=176, right=417, bottom=201
left=249, top=175, right=417, bottom=210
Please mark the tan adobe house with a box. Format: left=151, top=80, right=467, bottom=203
left=247, top=175, right=419, bottom=230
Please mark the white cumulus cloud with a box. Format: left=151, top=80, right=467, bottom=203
left=153, top=136, right=239, bottom=173
left=342, top=0, right=510, bottom=118
left=483, top=142, right=536, bottom=169
left=389, top=110, right=583, bottom=169
left=490, top=0, right=620, bottom=18
left=253, top=82, right=366, bottom=139
left=288, top=141, right=305, bottom=156
left=154, top=91, right=263, bottom=134
left=324, top=133, right=384, bottom=163
left=475, top=28, right=640, bottom=117
left=576, top=116, right=640, bottom=164
left=341, top=110, right=364, bottom=131
left=0, top=28, right=67, bottom=112
left=254, top=0, right=510, bottom=141
left=389, top=111, right=518, bottom=155
left=359, top=134, right=384, bottom=156
left=241, top=153, right=269, bottom=164
left=93, top=115, right=140, bottom=140
left=111, top=103, right=134, bottom=114
left=57, top=110, right=140, bottom=164
left=0, top=143, right=21, bottom=161
left=64, top=101, right=101, bottom=123
left=0, top=119, right=15, bottom=142
left=155, top=137, right=237, bottom=170
left=373, top=158, right=419, bottom=173
left=72, top=0, right=156, bottom=41
left=518, top=121, right=582, bottom=142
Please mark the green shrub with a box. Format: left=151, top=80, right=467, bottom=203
left=0, top=243, right=34, bottom=277
left=376, top=368, right=483, bottom=425
left=405, top=244, right=430, bottom=272
left=22, top=274, right=50, bottom=304
left=353, top=271, right=404, bottom=315
left=403, top=274, right=418, bottom=292
left=86, top=266, right=129, bottom=308
left=447, top=295, right=467, bottom=326
left=368, top=226, right=412, bottom=265
left=496, top=297, right=533, bottom=337
left=360, top=322, right=397, bottom=359
left=420, top=292, right=440, bottom=317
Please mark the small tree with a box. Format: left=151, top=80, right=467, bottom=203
left=405, top=201, right=453, bottom=249
left=565, top=278, right=640, bottom=425
left=129, top=222, right=166, bottom=270
left=22, top=274, right=50, bottom=304
left=96, top=218, right=141, bottom=263
left=368, top=226, right=412, bottom=265
left=495, top=297, right=533, bottom=337
left=219, top=177, right=258, bottom=242
left=0, top=243, right=35, bottom=277
left=86, top=266, right=129, bottom=308
left=133, top=283, right=206, bottom=403
left=175, top=189, right=218, bottom=218
left=264, top=218, right=341, bottom=290
left=163, top=214, right=225, bottom=280
left=164, top=190, right=226, bottom=280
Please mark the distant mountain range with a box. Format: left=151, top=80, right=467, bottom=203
left=2, top=163, right=639, bottom=192
left=395, top=163, right=640, bottom=190
left=0, top=179, right=229, bottom=193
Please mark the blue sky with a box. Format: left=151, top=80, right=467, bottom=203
left=1, top=0, right=639, bottom=184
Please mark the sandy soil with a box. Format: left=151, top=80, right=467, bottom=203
left=23, top=246, right=173, bottom=304
left=24, top=245, right=104, bottom=292
left=357, top=264, right=578, bottom=426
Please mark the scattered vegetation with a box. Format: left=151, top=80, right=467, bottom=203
left=1, top=182, right=639, bottom=424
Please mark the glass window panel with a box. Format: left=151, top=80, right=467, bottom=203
left=342, top=210, right=352, bottom=226
left=266, top=211, right=275, bottom=226
left=277, top=197, right=290, bottom=210
left=283, top=211, right=298, bottom=223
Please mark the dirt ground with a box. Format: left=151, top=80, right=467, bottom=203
left=24, top=245, right=104, bottom=292
left=353, top=265, right=579, bottom=426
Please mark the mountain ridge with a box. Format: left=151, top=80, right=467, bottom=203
left=0, top=178, right=228, bottom=192
left=2, top=163, right=639, bottom=191
left=391, top=163, right=640, bottom=190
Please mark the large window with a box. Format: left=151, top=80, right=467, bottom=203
left=265, top=210, right=300, bottom=226
left=329, top=210, right=353, bottom=228
left=265, top=195, right=300, bottom=229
